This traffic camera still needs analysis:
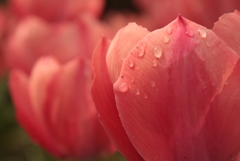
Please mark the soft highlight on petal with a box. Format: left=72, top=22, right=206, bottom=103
left=213, top=10, right=240, bottom=55
left=106, top=23, right=149, bottom=83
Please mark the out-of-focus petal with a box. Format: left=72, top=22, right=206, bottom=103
left=133, top=0, right=240, bottom=28
left=10, top=0, right=105, bottom=21
left=213, top=10, right=240, bottom=55
left=9, top=69, right=62, bottom=157
left=29, top=57, right=60, bottom=118
left=92, top=37, right=144, bottom=161
left=6, top=16, right=107, bottom=74
left=106, top=23, right=149, bottom=83
left=44, top=58, right=113, bottom=158
left=113, top=16, right=239, bottom=161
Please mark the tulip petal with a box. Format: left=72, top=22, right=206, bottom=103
left=44, top=58, right=112, bottom=158
left=113, top=16, right=239, bottom=161
left=106, top=23, right=149, bottom=83
left=92, top=37, right=144, bottom=161
left=29, top=57, right=60, bottom=118
left=213, top=10, right=240, bottom=55
left=9, top=70, right=61, bottom=157
left=201, top=59, right=240, bottom=160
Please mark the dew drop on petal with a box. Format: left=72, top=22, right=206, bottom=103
left=135, top=88, right=140, bottom=95
left=152, top=59, right=158, bottom=67
left=163, top=36, right=170, bottom=43
left=153, top=46, right=162, bottom=58
left=198, top=29, right=207, bottom=38
left=138, top=44, right=146, bottom=58
left=131, top=77, right=135, bottom=83
left=185, top=30, right=194, bottom=37
left=151, top=81, right=156, bottom=87
left=129, top=59, right=135, bottom=68
left=144, top=93, right=148, bottom=99
left=166, top=27, right=173, bottom=34
left=117, top=82, right=129, bottom=93
left=206, top=39, right=214, bottom=47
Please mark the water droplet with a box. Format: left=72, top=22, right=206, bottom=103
left=206, top=40, right=214, bottom=47
left=144, top=93, right=148, bottom=99
left=138, top=44, right=146, bottom=57
left=151, top=81, right=155, bottom=87
left=135, top=89, right=140, bottom=95
left=198, top=29, right=207, bottom=38
left=185, top=30, right=194, bottom=37
left=153, top=46, right=163, bottom=58
left=166, top=27, right=173, bottom=34
left=129, top=59, right=135, bottom=68
left=163, top=36, right=170, bottom=43
left=131, top=77, right=135, bottom=83
left=152, top=59, right=158, bottom=67
left=117, top=82, right=129, bottom=93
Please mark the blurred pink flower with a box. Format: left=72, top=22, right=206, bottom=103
left=133, top=0, right=240, bottom=28
left=92, top=12, right=240, bottom=161
left=9, top=56, right=115, bottom=159
left=9, top=0, right=105, bottom=21
left=5, top=15, right=110, bottom=75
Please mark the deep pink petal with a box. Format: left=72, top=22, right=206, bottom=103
left=106, top=23, right=149, bottom=83
left=9, top=70, right=62, bottom=157
left=113, top=16, right=239, bottom=161
left=213, top=10, right=240, bottom=55
left=44, top=58, right=113, bottom=158
left=92, top=37, right=144, bottom=161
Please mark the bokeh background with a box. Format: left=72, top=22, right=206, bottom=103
left=0, top=0, right=137, bottom=160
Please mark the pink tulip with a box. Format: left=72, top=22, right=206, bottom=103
left=10, top=56, right=114, bottom=159
left=5, top=15, right=110, bottom=75
left=133, top=0, right=240, bottom=28
left=92, top=12, right=240, bottom=161
left=9, top=0, right=105, bottom=21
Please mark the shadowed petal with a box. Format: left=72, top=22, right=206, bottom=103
left=9, top=70, right=62, bottom=157
left=92, top=37, right=144, bottom=161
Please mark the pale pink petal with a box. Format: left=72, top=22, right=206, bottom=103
left=113, top=16, right=239, bottom=161
left=106, top=23, right=149, bottom=83
left=213, top=11, right=240, bottom=55
left=9, top=70, right=62, bottom=157
left=92, top=37, right=144, bottom=161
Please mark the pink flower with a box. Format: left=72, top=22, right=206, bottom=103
left=9, top=0, right=105, bottom=21
left=9, top=56, right=114, bottom=159
left=5, top=15, right=110, bottom=75
left=92, top=12, right=240, bottom=161
left=133, top=0, right=240, bottom=28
